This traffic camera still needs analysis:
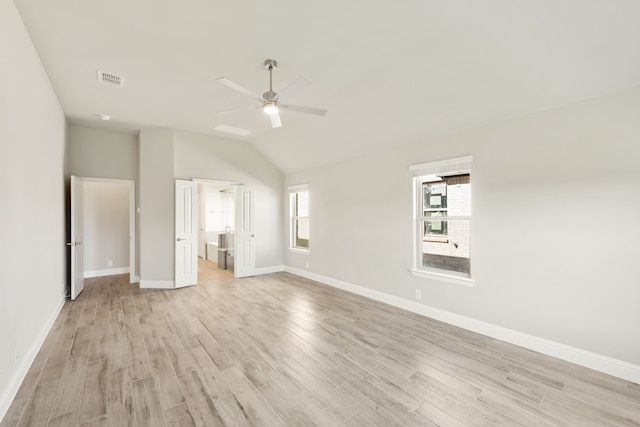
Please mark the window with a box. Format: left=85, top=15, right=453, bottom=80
left=289, top=184, right=309, bottom=251
left=410, top=156, right=473, bottom=285
left=423, top=181, right=448, bottom=236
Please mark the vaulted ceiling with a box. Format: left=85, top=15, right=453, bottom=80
left=14, top=0, right=640, bottom=173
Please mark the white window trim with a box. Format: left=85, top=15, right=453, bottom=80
left=288, top=183, right=310, bottom=252
left=288, top=183, right=309, bottom=192
left=409, top=268, right=475, bottom=286
left=409, top=155, right=474, bottom=173
left=410, top=156, right=475, bottom=286
left=289, top=247, right=310, bottom=255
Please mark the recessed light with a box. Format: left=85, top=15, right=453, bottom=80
left=96, top=114, right=111, bottom=121
left=214, top=124, right=252, bottom=136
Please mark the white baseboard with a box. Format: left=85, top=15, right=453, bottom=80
left=284, top=266, right=640, bottom=384
left=138, top=267, right=284, bottom=288
left=0, top=297, right=65, bottom=422
left=254, top=265, right=284, bottom=275
left=131, top=275, right=140, bottom=283
left=84, top=267, right=130, bottom=278
left=139, top=280, right=175, bottom=289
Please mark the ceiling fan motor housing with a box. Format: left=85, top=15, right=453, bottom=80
left=263, top=90, right=277, bottom=101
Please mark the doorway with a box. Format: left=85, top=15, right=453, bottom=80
left=175, top=178, right=256, bottom=287
left=197, top=182, right=236, bottom=272
left=69, top=176, right=136, bottom=300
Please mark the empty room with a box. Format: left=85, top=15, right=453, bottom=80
left=1, top=0, right=639, bottom=426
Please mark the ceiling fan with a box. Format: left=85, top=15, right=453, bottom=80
left=217, top=59, right=327, bottom=128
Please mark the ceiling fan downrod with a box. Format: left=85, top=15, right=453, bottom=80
left=263, top=59, right=278, bottom=101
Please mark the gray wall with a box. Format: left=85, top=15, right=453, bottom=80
left=83, top=181, right=130, bottom=273
left=69, top=126, right=138, bottom=180
left=284, top=86, right=640, bottom=366
left=139, top=128, right=175, bottom=284
left=67, top=126, right=284, bottom=285
left=0, top=1, right=67, bottom=416
left=69, top=125, right=138, bottom=279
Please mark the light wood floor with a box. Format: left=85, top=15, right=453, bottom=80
left=3, top=259, right=640, bottom=426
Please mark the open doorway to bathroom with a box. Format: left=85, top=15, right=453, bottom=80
left=197, top=181, right=236, bottom=274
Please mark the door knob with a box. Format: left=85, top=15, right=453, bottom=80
left=177, top=238, right=185, bottom=242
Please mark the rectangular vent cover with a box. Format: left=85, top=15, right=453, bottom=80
left=97, top=71, right=124, bottom=87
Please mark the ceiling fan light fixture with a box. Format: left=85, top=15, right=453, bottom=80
left=263, top=102, right=279, bottom=115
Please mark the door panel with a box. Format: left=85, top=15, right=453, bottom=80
left=70, top=176, right=84, bottom=300
left=234, top=186, right=255, bottom=278
left=175, top=180, right=198, bottom=288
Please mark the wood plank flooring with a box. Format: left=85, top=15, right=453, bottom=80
left=3, top=259, right=640, bottom=426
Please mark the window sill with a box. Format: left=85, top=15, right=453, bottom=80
left=289, top=247, right=309, bottom=255
left=423, top=237, right=449, bottom=243
left=410, top=268, right=475, bottom=287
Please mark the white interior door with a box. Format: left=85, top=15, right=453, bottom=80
left=175, top=180, right=198, bottom=288
left=69, top=176, right=84, bottom=300
left=234, top=185, right=255, bottom=278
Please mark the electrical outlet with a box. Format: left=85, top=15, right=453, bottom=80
left=414, top=288, right=422, bottom=300
left=107, top=260, right=113, bottom=267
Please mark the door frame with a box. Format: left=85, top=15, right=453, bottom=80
left=191, top=178, right=257, bottom=278
left=198, top=188, right=206, bottom=259
left=75, top=177, right=137, bottom=283
left=193, top=178, right=259, bottom=278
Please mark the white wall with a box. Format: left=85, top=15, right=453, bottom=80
left=173, top=130, right=284, bottom=269
left=284, top=86, right=640, bottom=368
left=83, top=181, right=130, bottom=275
left=0, top=1, right=67, bottom=419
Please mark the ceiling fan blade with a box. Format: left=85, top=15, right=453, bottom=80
left=281, top=104, right=328, bottom=116
left=269, top=112, right=282, bottom=128
left=219, top=105, right=260, bottom=114
left=216, top=78, right=265, bottom=101
left=273, top=77, right=310, bottom=101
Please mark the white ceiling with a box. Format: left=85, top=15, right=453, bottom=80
left=14, top=0, right=640, bottom=173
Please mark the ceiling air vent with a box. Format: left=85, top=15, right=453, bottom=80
left=97, top=70, right=124, bottom=88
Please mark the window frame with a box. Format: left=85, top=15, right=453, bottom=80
left=410, top=156, right=475, bottom=286
left=288, top=184, right=310, bottom=253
